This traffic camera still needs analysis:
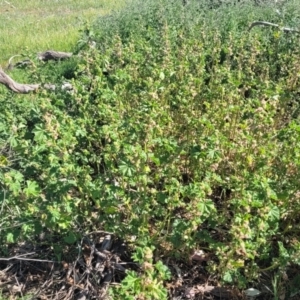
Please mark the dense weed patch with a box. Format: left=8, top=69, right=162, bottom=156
left=1, top=0, right=300, bottom=297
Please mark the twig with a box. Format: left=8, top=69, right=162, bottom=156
left=248, top=21, right=300, bottom=34
left=14, top=275, right=24, bottom=297
left=0, top=189, right=6, bottom=215
left=86, top=230, right=115, bottom=235
left=0, top=252, right=57, bottom=263
left=7, top=54, right=22, bottom=70
left=32, top=262, right=55, bottom=299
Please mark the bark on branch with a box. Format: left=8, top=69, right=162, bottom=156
left=38, top=50, right=72, bottom=61
left=0, top=69, right=73, bottom=93
left=248, top=21, right=300, bottom=34
left=0, top=69, right=40, bottom=93
left=7, top=50, right=72, bottom=70
left=0, top=50, right=74, bottom=93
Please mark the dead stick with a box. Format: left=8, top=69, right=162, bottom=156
left=0, top=69, right=39, bottom=93
left=0, top=254, right=57, bottom=263
left=38, top=50, right=72, bottom=61
left=248, top=21, right=300, bottom=33
left=0, top=252, right=56, bottom=263
left=0, top=69, right=73, bottom=93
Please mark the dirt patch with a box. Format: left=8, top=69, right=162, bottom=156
left=0, top=232, right=133, bottom=299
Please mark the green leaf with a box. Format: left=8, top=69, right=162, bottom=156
left=268, top=205, right=280, bottom=222
left=0, top=155, right=8, bottom=166
left=7, top=233, right=14, bottom=243
left=122, top=271, right=140, bottom=287
left=8, top=136, right=18, bottom=147
left=197, top=199, right=215, bottom=217
left=119, top=161, right=135, bottom=176
left=24, top=180, right=40, bottom=197
left=33, top=126, right=47, bottom=142
left=159, top=72, right=165, bottom=80
left=9, top=181, right=22, bottom=195
left=223, top=271, right=233, bottom=283
left=64, top=232, right=77, bottom=244
left=104, top=206, right=118, bottom=214
left=14, top=171, right=24, bottom=182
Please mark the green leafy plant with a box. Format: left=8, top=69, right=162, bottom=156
left=110, top=246, right=170, bottom=299
left=1, top=0, right=300, bottom=296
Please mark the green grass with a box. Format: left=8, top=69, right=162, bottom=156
left=0, top=0, right=123, bottom=66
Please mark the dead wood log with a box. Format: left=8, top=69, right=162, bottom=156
left=38, top=50, right=72, bottom=61
left=0, top=69, right=74, bottom=93
left=0, top=69, right=39, bottom=93
left=0, top=49, right=74, bottom=93
left=248, top=21, right=300, bottom=34
left=7, top=50, right=72, bottom=70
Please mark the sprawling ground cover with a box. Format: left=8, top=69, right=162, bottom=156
left=1, top=0, right=300, bottom=298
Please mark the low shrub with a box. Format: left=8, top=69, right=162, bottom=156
left=1, top=0, right=300, bottom=291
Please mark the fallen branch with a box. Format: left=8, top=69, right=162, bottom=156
left=0, top=50, right=74, bottom=93
left=0, top=252, right=57, bottom=263
left=0, top=69, right=73, bottom=93
left=7, top=50, right=72, bottom=70
left=248, top=21, right=300, bottom=34
left=38, top=50, right=72, bottom=61
left=0, top=69, right=40, bottom=93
